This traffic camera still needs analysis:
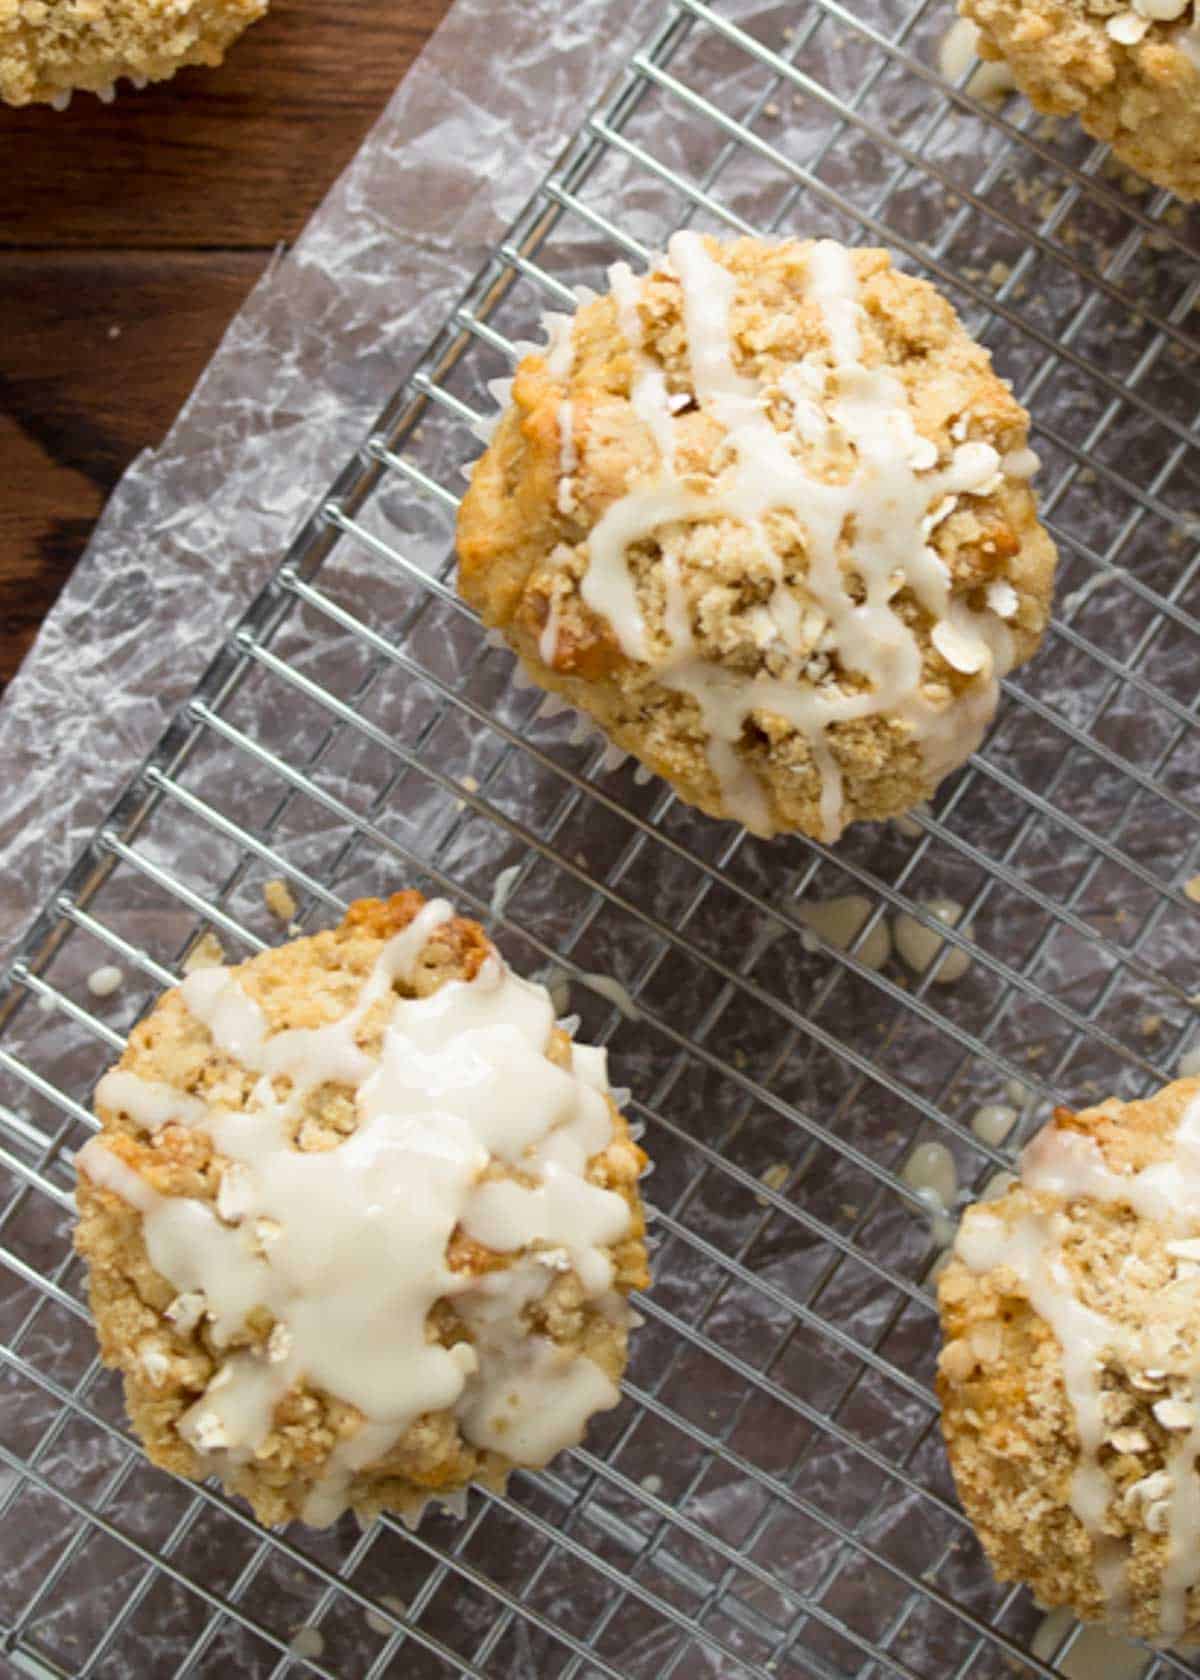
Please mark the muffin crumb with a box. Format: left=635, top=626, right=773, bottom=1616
left=939, top=1079, right=1200, bottom=1641
left=76, top=892, right=649, bottom=1527
left=458, top=234, right=1055, bottom=841
left=2, top=0, right=269, bottom=106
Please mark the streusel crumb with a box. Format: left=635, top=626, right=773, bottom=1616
left=76, top=891, right=649, bottom=1527
left=1, top=0, right=268, bottom=107
left=458, top=234, right=1055, bottom=842
left=940, top=1079, right=1200, bottom=1641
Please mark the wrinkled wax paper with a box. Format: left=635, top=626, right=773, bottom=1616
left=6, top=0, right=1200, bottom=1674
left=0, top=0, right=657, bottom=966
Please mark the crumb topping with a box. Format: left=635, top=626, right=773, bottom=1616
left=939, top=1079, right=1200, bottom=1640
left=1, top=0, right=268, bottom=105
left=457, top=234, right=1055, bottom=840
left=75, top=893, right=648, bottom=1527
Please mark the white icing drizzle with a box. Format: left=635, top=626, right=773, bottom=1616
left=1022, top=1110, right=1200, bottom=1225
left=87, top=964, right=124, bottom=998
left=577, top=234, right=1018, bottom=840
left=178, top=965, right=270, bottom=1066
left=609, top=260, right=677, bottom=468
left=937, top=16, right=1018, bottom=100
left=1033, top=1609, right=1150, bottom=1680
left=78, top=900, right=634, bottom=1525
left=454, top=1258, right=620, bottom=1460
left=671, top=233, right=760, bottom=405
left=902, top=1140, right=958, bottom=1210
left=577, top=972, right=640, bottom=1021
left=1002, top=446, right=1040, bottom=479
left=956, top=1202, right=1131, bottom=1618
left=971, top=1102, right=1017, bottom=1147
left=956, top=1099, right=1200, bottom=1635
left=796, top=893, right=891, bottom=970
left=540, top=591, right=563, bottom=667
left=538, top=542, right=576, bottom=667
left=1161, top=1380, right=1200, bottom=1638
left=1108, top=13, right=1154, bottom=43
left=986, top=579, right=1019, bottom=620
left=557, top=401, right=578, bottom=516
left=490, top=863, right=521, bottom=919
left=94, top=1069, right=206, bottom=1131
left=543, top=313, right=576, bottom=381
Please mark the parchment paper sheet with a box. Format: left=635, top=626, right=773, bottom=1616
left=5, top=1, right=1200, bottom=1673
left=0, top=0, right=658, bottom=965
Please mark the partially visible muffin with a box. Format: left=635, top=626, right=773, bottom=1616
left=938, top=1080, right=1200, bottom=1642
left=961, top=0, right=1200, bottom=198
left=1, top=0, right=267, bottom=107
left=75, top=891, right=649, bottom=1528
left=457, top=233, right=1056, bottom=843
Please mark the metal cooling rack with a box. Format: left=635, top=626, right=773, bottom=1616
left=4, top=0, right=1200, bottom=1675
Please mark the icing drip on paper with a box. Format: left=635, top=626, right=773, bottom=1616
left=577, top=234, right=1018, bottom=839
left=81, top=899, right=633, bottom=1525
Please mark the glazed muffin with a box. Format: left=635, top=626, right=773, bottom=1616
left=939, top=1080, right=1200, bottom=1641
left=1, top=0, right=267, bottom=107
left=457, top=233, right=1056, bottom=843
left=75, top=891, right=649, bottom=1527
left=961, top=0, right=1200, bottom=198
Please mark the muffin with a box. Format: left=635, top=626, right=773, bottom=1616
left=1, top=0, right=267, bottom=108
left=75, top=891, right=649, bottom=1528
left=960, top=0, right=1200, bottom=198
left=938, top=1080, right=1200, bottom=1642
left=457, top=233, right=1056, bottom=842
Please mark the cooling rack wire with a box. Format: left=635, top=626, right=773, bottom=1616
left=4, top=0, right=1200, bottom=1674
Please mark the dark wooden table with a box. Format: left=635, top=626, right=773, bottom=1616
left=0, top=0, right=451, bottom=692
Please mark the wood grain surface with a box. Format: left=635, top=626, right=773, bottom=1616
left=0, top=0, right=451, bottom=689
